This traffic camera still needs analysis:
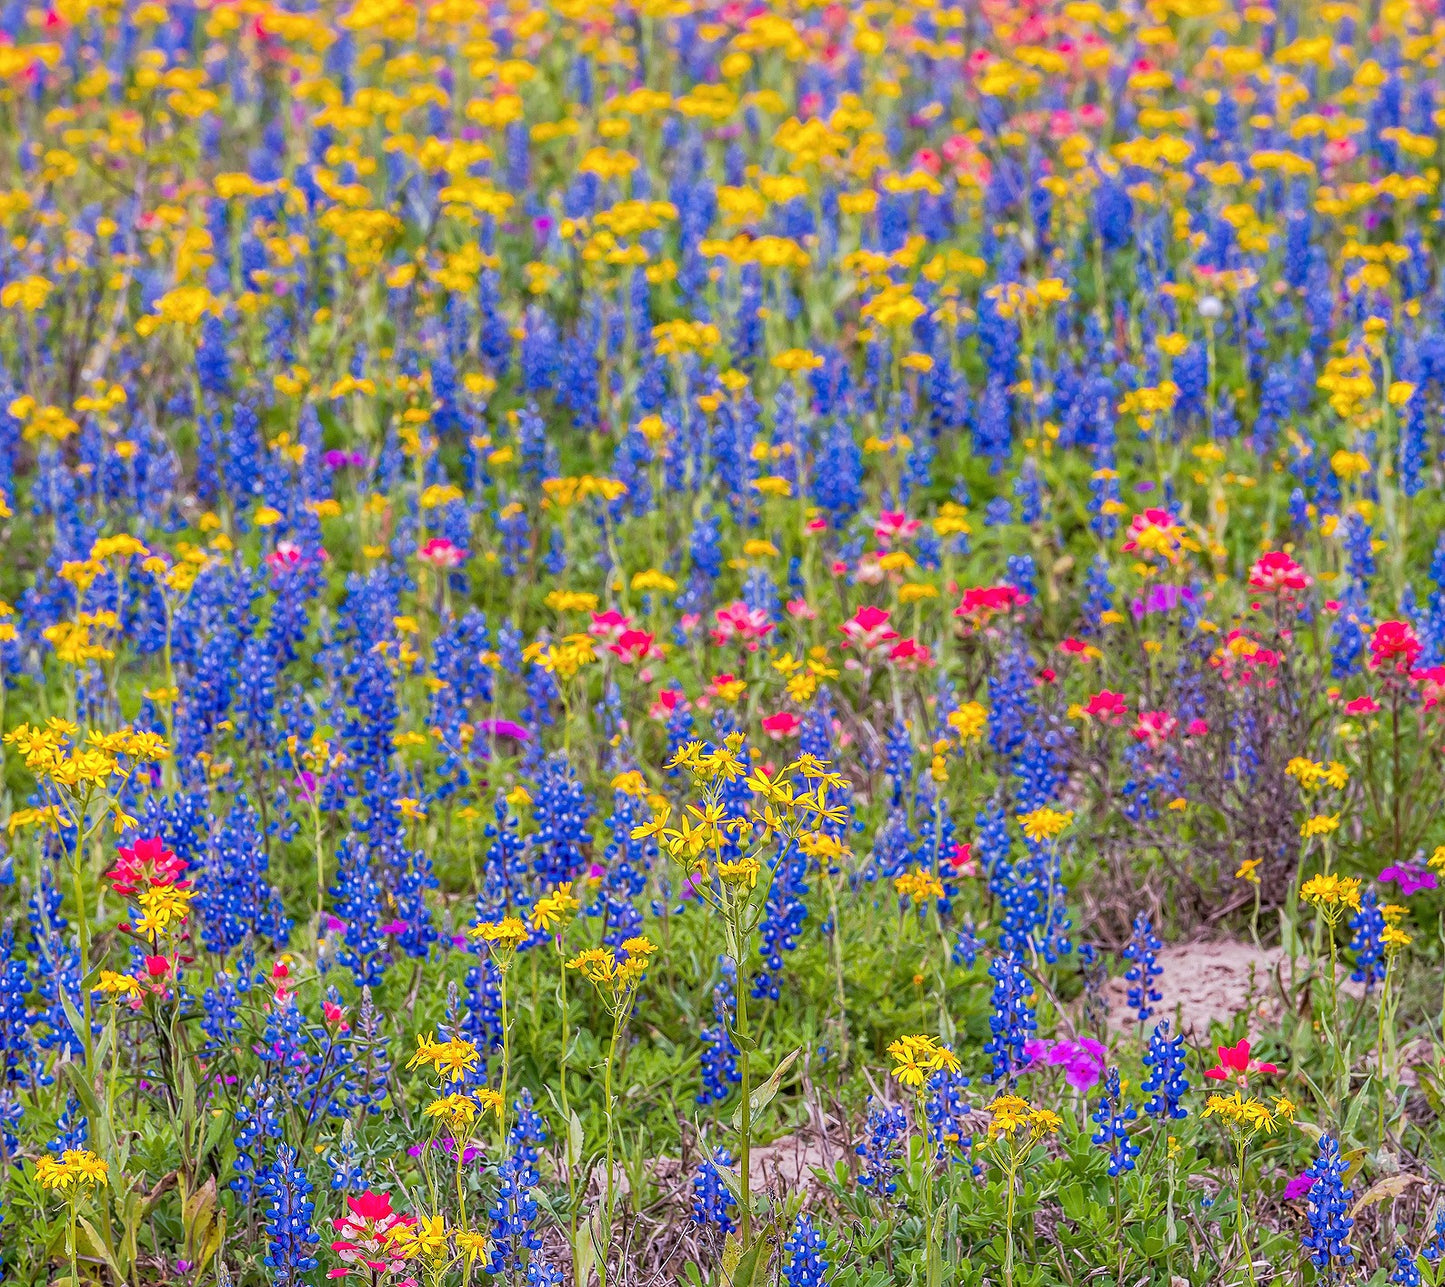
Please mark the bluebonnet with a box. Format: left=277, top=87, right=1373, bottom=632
left=1121, top=914, right=1163, bottom=1025
left=1348, top=888, right=1386, bottom=990
left=346, top=988, right=392, bottom=1117
left=259, top=1144, right=320, bottom=1287
left=1422, top=1206, right=1445, bottom=1263
left=952, top=921, right=984, bottom=970
left=1090, top=1067, right=1139, bottom=1176
left=1077, top=943, right=1109, bottom=1029
left=752, top=840, right=809, bottom=1000
left=983, top=951, right=1037, bottom=1084
left=328, top=837, right=388, bottom=988
left=530, top=753, right=594, bottom=886
left=489, top=1152, right=544, bottom=1277
left=232, top=1078, right=286, bottom=1205
left=926, top=1063, right=974, bottom=1168
left=1301, top=1134, right=1355, bottom=1276
left=691, top=1149, right=737, bottom=1233
left=327, top=1122, right=367, bottom=1193
left=1141, top=1021, right=1189, bottom=1120
left=0, top=924, right=33, bottom=1088
left=47, top=1095, right=88, bottom=1153
left=1392, top=1245, right=1422, bottom=1287
left=510, top=1089, right=548, bottom=1161
left=782, top=1214, right=830, bottom=1287
left=195, top=796, right=291, bottom=952
left=698, top=975, right=740, bottom=1106
left=855, top=1099, right=908, bottom=1195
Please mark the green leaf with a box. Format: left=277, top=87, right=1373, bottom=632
left=78, top=1217, right=124, bottom=1282
left=1348, top=1173, right=1424, bottom=1220
left=728, top=1236, right=767, bottom=1287
left=573, top=1211, right=601, bottom=1287
left=1058, top=1183, right=1086, bottom=1222
left=731, top=1046, right=801, bottom=1131
left=568, top=1109, right=585, bottom=1168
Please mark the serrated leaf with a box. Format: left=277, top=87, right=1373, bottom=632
left=731, top=1047, right=801, bottom=1131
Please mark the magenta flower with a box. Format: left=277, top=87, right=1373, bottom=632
left=1284, top=1172, right=1316, bottom=1201
left=1379, top=863, right=1437, bottom=896
left=1019, top=1037, right=1108, bottom=1091
left=1048, top=1038, right=1108, bottom=1091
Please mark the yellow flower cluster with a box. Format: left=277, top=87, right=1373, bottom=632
left=1299, top=813, right=1342, bottom=839
left=422, top=1089, right=504, bottom=1130
left=984, top=1095, right=1063, bottom=1141
left=1286, top=758, right=1349, bottom=790
left=632, top=736, right=849, bottom=878
left=521, top=633, right=597, bottom=680
left=35, top=1149, right=108, bottom=1192
left=1300, top=873, right=1362, bottom=916
left=894, top=868, right=945, bottom=905
left=887, top=1034, right=962, bottom=1088
left=4, top=720, right=169, bottom=797
left=566, top=936, right=657, bottom=1011
left=407, top=1035, right=482, bottom=1084
left=1019, top=806, right=1073, bottom=843
left=1202, top=1090, right=1298, bottom=1136
left=529, top=883, right=580, bottom=935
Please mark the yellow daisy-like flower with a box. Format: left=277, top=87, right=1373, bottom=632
left=468, top=916, right=529, bottom=950
left=1018, top=806, right=1073, bottom=843
left=984, top=1095, right=1061, bottom=1141
left=407, top=1035, right=481, bottom=1084
left=1299, top=813, right=1341, bottom=839
left=529, top=883, right=581, bottom=934
left=1234, top=857, right=1262, bottom=885
left=894, top=868, right=945, bottom=904
left=886, top=1034, right=962, bottom=1088
left=95, top=970, right=143, bottom=1000
left=1300, top=873, right=1362, bottom=913
left=35, top=1149, right=108, bottom=1192
left=423, top=1094, right=480, bottom=1128
left=717, top=857, right=761, bottom=889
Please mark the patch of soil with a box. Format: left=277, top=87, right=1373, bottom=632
left=1101, top=939, right=1365, bottom=1038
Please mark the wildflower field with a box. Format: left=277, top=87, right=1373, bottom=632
left=8, top=0, right=1445, bottom=1283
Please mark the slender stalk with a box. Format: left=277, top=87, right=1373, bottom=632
left=497, top=969, right=512, bottom=1151
left=600, top=1018, right=622, bottom=1287
left=556, top=943, right=578, bottom=1254
left=1003, top=1156, right=1018, bottom=1287
left=1235, top=1138, right=1255, bottom=1287
left=734, top=901, right=754, bottom=1251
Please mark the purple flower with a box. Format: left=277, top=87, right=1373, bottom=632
left=322, top=449, right=365, bottom=470
left=1130, top=584, right=1197, bottom=621
left=1021, top=1038, right=1053, bottom=1066
left=1379, top=864, right=1437, bottom=896
left=478, top=719, right=531, bottom=742
left=1019, top=1037, right=1108, bottom=1091
left=1049, top=1038, right=1108, bottom=1091
left=1285, top=1171, right=1316, bottom=1201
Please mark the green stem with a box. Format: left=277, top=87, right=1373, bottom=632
left=1236, top=1138, right=1255, bottom=1287
left=734, top=902, right=754, bottom=1251
left=498, top=968, right=512, bottom=1152
left=600, top=1017, right=621, bottom=1287
left=557, top=944, right=578, bottom=1253
left=1003, top=1156, right=1018, bottom=1287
